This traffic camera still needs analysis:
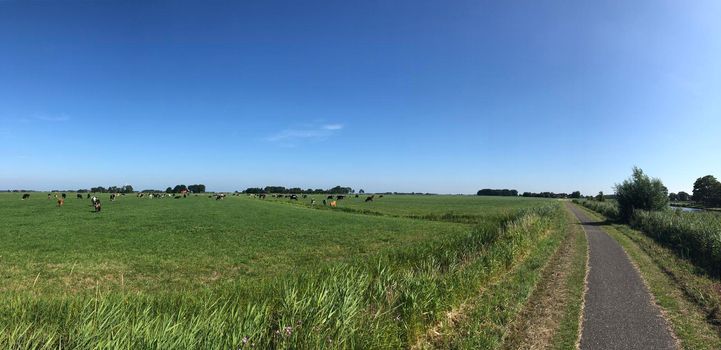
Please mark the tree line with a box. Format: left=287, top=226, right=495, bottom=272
left=80, top=184, right=207, bottom=194
left=243, top=186, right=354, bottom=194
left=477, top=189, right=582, bottom=198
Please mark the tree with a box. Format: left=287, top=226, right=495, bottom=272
left=476, top=189, right=518, bottom=196
left=165, top=187, right=173, bottom=193
left=570, top=191, right=581, bottom=199
left=668, top=192, right=679, bottom=201
left=359, top=189, right=365, bottom=194
left=121, top=185, right=134, bottom=193
left=596, top=191, right=605, bottom=201
left=692, top=175, right=721, bottom=207
left=328, top=186, right=352, bottom=194
left=615, top=167, right=669, bottom=221
left=677, top=191, right=690, bottom=201
left=188, top=184, right=206, bottom=193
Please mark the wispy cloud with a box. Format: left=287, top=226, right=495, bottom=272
left=322, top=124, right=343, bottom=130
left=266, top=122, right=344, bottom=145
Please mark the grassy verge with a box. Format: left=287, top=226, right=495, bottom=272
left=412, top=204, right=570, bottom=348
left=499, top=203, right=588, bottom=350
left=575, top=205, right=721, bottom=349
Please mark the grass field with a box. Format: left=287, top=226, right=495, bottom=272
left=1, top=192, right=568, bottom=348
left=1, top=193, right=478, bottom=293
left=267, top=194, right=550, bottom=223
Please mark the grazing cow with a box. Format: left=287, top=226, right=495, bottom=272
left=215, top=193, right=226, bottom=200
left=94, top=199, right=102, bottom=212
left=330, top=200, right=337, bottom=207
left=77, top=194, right=83, bottom=199
left=110, top=194, right=116, bottom=201
left=259, top=194, right=266, bottom=199
left=336, top=195, right=345, bottom=200
left=327, top=195, right=334, bottom=200
left=355, top=194, right=359, bottom=198
left=61, top=193, right=66, bottom=199
left=289, top=194, right=298, bottom=200
left=365, top=195, right=374, bottom=202
left=57, top=198, right=64, bottom=207
left=22, top=194, right=30, bottom=200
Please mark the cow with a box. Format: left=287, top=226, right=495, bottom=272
left=61, top=193, right=67, bottom=199
left=322, top=199, right=327, bottom=206
left=365, top=195, right=374, bottom=202
left=93, top=199, right=102, bottom=212
left=48, top=194, right=52, bottom=200
left=302, top=194, right=307, bottom=199
left=336, top=195, right=345, bottom=200
left=57, top=198, right=64, bottom=207
left=110, top=194, right=116, bottom=201
left=289, top=194, right=298, bottom=200
left=327, top=195, right=334, bottom=200
left=379, top=195, right=384, bottom=198
left=87, top=193, right=91, bottom=199
left=21, top=194, right=30, bottom=200
left=77, top=194, right=83, bottom=199
left=174, top=196, right=181, bottom=199
left=215, top=193, right=226, bottom=200
left=355, top=194, right=359, bottom=198
left=330, top=200, right=337, bottom=207
left=259, top=194, right=266, bottom=199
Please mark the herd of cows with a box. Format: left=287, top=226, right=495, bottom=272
left=17, top=192, right=383, bottom=212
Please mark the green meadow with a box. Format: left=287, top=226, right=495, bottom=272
left=0, top=192, right=570, bottom=349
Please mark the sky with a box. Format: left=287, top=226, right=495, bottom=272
left=1, top=0, right=720, bottom=194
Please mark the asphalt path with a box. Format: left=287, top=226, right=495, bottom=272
left=568, top=204, right=677, bottom=350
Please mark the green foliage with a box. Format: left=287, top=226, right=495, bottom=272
left=678, top=191, right=691, bottom=202
left=596, top=191, right=605, bottom=201
left=630, top=210, right=721, bottom=276
left=476, top=189, right=518, bottom=196
left=693, top=175, right=721, bottom=207
left=614, top=167, right=669, bottom=221
left=573, top=199, right=619, bottom=219
left=569, top=191, right=581, bottom=199
left=187, top=184, right=206, bottom=193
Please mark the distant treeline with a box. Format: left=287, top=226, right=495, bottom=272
left=34, top=184, right=209, bottom=194
left=523, top=191, right=582, bottom=199
left=477, top=189, right=583, bottom=198
left=477, top=189, right=518, bottom=196
left=243, top=186, right=354, bottom=194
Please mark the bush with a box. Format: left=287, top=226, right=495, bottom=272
left=614, top=167, right=668, bottom=221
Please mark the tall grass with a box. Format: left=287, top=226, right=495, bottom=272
left=574, top=199, right=721, bottom=277
left=572, top=199, right=619, bottom=219
left=631, top=210, right=721, bottom=276
left=0, top=205, right=563, bottom=349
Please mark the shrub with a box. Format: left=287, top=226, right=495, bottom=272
left=614, top=167, right=668, bottom=221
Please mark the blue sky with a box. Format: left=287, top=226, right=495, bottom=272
left=1, top=1, right=720, bottom=194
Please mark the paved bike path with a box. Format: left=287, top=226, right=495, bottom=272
left=568, top=204, right=676, bottom=350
